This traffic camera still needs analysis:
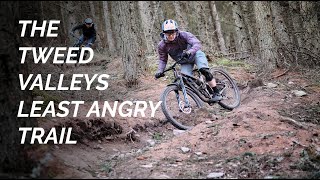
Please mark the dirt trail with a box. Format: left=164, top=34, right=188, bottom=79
left=37, top=56, right=320, bottom=179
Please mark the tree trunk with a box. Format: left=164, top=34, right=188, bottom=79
left=270, top=1, right=291, bottom=67
left=231, top=1, right=250, bottom=53
left=173, top=1, right=188, bottom=31
left=58, top=1, right=68, bottom=43
left=138, top=1, right=156, bottom=55
left=270, top=2, right=290, bottom=45
left=280, top=2, right=299, bottom=52
left=118, top=1, right=146, bottom=87
left=0, top=1, right=37, bottom=174
left=240, top=1, right=257, bottom=54
left=103, top=1, right=116, bottom=55
left=192, top=2, right=213, bottom=53
left=209, top=1, right=227, bottom=55
left=89, top=1, right=96, bottom=25
left=96, top=1, right=108, bottom=50
left=300, top=1, right=319, bottom=55
left=110, top=1, right=121, bottom=56
left=151, top=1, right=164, bottom=51
left=289, top=1, right=304, bottom=48
left=229, top=31, right=237, bottom=53
left=253, top=1, right=278, bottom=69
left=89, top=1, right=102, bottom=49
left=65, top=1, right=77, bottom=41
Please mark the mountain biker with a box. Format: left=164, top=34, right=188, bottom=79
left=70, top=18, right=96, bottom=48
left=154, top=19, right=222, bottom=102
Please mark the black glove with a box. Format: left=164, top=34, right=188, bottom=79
left=155, top=72, right=165, bottom=79
left=181, top=51, right=191, bottom=59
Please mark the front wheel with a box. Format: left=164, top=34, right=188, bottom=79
left=161, top=85, right=203, bottom=130
left=210, top=68, right=241, bottom=110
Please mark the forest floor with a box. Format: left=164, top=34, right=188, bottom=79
left=31, top=53, right=320, bottom=179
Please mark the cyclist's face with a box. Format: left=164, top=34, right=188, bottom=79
left=85, top=23, right=92, bottom=28
left=164, top=31, right=177, bottom=41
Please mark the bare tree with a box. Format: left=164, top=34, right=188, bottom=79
left=173, top=1, right=188, bottom=31
left=289, top=1, right=304, bottom=48
left=209, top=1, right=227, bottom=55
left=64, top=1, right=77, bottom=42
left=89, top=1, right=102, bottom=49
left=253, top=1, right=278, bottom=70
left=240, top=1, right=257, bottom=54
left=269, top=1, right=292, bottom=67
left=191, top=1, right=214, bottom=53
left=151, top=1, right=164, bottom=50
left=89, top=1, right=97, bottom=25
left=103, top=1, right=116, bottom=55
left=270, top=2, right=290, bottom=45
left=138, top=1, right=156, bottom=55
left=231, top=1, right=250, bottom=53
left=118, top=1, right=147, bottom=87
left=109, top=1, right=122, bottom=55
left=301, top=1, right=319, bottom=55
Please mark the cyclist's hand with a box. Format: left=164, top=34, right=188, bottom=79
left=181, top=50, right=191, bottom=59
left=155, top=72, right=165, bottom=79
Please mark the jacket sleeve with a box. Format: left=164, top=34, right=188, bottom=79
left=183, top=32, right=202, bottom=56
left=157, top=42, right=168, bottom=73
left=71, top=24, right=83, bottom=33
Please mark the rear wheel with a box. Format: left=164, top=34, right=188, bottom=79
left=160, top=85, right=203, bottom=130
left=210, top=68, right=240, bottom=110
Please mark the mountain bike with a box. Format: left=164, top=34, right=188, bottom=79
left=61, top=34, right=89, bottom=68
left=159, top=58, right=241, bottom=130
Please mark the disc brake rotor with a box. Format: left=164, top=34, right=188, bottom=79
left=179, top=101, right=192, bottom=114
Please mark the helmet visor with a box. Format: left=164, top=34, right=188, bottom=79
left=163, top=30, right=176, bottom=34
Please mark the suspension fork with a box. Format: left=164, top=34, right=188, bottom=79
left=178, top=76, right=191, bottom=108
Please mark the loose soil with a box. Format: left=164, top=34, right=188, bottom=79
left=31, top=53, right=320, bottom=179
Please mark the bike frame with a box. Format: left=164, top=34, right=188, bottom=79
left=162, top=58, right=215, bottom=107
left=160, top=58, right=240, bottom=130
left=70, top=34, right=89, bottom=47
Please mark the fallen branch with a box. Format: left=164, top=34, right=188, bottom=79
left=272, top=69, right=290, bottom=79
left=279, top=116, right=307, bottom=130
left=104, top=128, right=138, bottom=142
left=126, top=128, right=137, bottom=143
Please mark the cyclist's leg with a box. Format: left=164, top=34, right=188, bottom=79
left=181, top=63, right=194, bottom=77
left=194, top=51, right=221, bottom=100
left=81, top=37, right=94, bottom=60
left=76, top=35, right=85, bottom=46
left=84, top=37, right=94, bottom=47
left=194, top=50, right=212, bottom=82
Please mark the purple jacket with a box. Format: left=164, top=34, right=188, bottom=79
left=157, top=30, right=202, bottom=73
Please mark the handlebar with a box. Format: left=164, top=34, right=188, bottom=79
left=70, top=32, right=80, bottom=41
left=162, top=58, right=186, bottom=73
left=155, top=57, right=188, bottom=80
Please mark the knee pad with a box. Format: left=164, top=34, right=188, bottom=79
left=199, top=68, right=213, bottom=81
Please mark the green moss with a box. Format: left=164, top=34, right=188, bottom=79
left=101, top=161, right=113, bottom=173
left=214, top=57, right=247, bottom=67
left=152, top=132, right=163, bottom=141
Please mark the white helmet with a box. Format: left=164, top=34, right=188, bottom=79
left=84, top=18, right=93, bottom=24
left=162, top=19, right=178, bottom=33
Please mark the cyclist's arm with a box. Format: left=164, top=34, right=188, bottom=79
left=181, top=31, right=202, bottom=56
left=71, top=24, right=83, bottom=34
left=157, top=42, right=168, bottom=73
